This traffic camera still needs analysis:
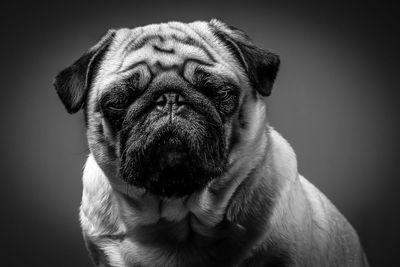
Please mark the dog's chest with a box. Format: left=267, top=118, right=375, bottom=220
left=92, top=218, right=205, bottom=267
left=80, top=185, right=217, bottom=266
left=83, top=209, right=231, bottom=267
left=81, top=191, right=250, bottom=267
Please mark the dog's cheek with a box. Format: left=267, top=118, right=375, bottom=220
left=86, top=109, right=120, bottom=162
left=225, top=92, right=253, bottom=154
left=223, top=120, right=234, bottom=153
left=217, top=94, right=241, bottom=152
left=102, top=110, right=126, bottom=131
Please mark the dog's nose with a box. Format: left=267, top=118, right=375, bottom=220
left=155, top=92, right=185, bottom=113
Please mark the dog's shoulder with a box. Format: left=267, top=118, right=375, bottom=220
left=299, top=176, right=367, bottom=266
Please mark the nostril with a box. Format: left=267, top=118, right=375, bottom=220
left=176, top=94, right=185, bottom=106
left=156, top=94, right=167, bottom=108
left=155, top=92, right=186, bottom=112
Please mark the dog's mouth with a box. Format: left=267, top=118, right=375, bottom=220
left=120, top=131, right=223, bottom=197
left=150, top=137, right=189, bottom=168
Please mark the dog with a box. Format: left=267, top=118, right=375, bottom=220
left=54, top=19, right=369, bottom=267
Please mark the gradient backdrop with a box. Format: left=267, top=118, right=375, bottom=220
left=1, top=1, right=399, bottom=266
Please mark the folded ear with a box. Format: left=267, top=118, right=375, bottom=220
left=53, top=30, right=116, bottom=113
left=209, top=19, right=280, bottom=97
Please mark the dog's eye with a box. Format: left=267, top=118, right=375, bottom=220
left=100, top=89, right=133, bottom=113
left=215, top=87, right=235, bottom=101
left=102, top=101, right=128, bottom=114
left=99, top=90, right=134, bottom=130
left=104, top=100, right=128, bottom=112
left=215, top=88, right=234, bottom=101
left=211, top=85, right=240, bottom=118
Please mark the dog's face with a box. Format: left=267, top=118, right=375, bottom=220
left=54, top=19, right=279, bottom=197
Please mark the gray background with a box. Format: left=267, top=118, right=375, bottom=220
left=1, top=1, right=399, bottom=266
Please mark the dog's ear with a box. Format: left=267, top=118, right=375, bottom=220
left=209, top=19, right=280, bottom=97
left=53, top=30, right=116, bottom=113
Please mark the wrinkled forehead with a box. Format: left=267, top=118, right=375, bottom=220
left=93, top=21, right=246, bottom=93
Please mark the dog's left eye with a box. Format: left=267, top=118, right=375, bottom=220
left=215, top=88, right=234, bottom=101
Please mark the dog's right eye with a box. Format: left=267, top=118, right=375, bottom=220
left=102, top=98, right=129, bottom=113
left=99, top=88, right=135, bottom=129
left=100, top=88, right=134, bottom=112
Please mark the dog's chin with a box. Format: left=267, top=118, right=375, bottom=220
left=121, top=137, right=224, bottom=198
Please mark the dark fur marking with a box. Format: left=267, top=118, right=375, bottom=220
left=125, top=35, right=165, bottom=53
left=95, top=123, right=104, bottom=136
left=170, top=34, right=216, bottom=63
left=171, top=34, right=197, bottom=46
left=168, top=25, right=217, bottom=63
left=238, top=100, right=247, bottom=129
left=153, top=45, right=175, bottom=53
left=125, top=32, right=215, bottom=66
left=154, top=61, right=180, bottom=72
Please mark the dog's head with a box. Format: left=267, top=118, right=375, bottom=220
left=54, top=20, right=279, bottom=197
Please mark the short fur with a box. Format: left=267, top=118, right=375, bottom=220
left=54, top=19, right=369, bottom=267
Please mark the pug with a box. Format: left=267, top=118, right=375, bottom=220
left=54, top=19, right=369, bottom=267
